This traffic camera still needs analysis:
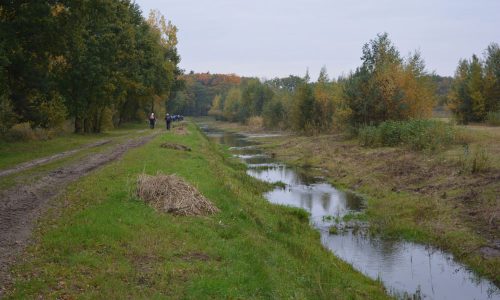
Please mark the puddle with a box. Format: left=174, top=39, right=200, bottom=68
left=198, top=123, right=500, bottom=300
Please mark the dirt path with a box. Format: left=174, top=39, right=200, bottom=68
left=0, top=139, right=111, bottom=178
left=0, top=133, right=159, bottom=292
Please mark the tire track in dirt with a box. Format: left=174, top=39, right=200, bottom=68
left=0, top=139, right=111, bottom=178
left=0, top=133, right=159, bottom=293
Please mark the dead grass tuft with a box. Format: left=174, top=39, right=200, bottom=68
left=173, top=123, right=189, bottom=135
left=137, top=173, right=219, bottom=216
left=160, top=142, right=191, bottom=151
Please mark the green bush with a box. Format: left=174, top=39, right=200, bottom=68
left=358, top=119, right=457, bottom=151
left=486, top=111, right=500, bottom=126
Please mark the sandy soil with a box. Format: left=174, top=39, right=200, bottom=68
left=0, top=133, right=159, bottom=292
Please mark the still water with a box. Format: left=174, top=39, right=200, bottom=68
left=200, top=124, right=500, bottom=300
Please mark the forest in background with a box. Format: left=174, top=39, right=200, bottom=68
left=175, top=34, right=499, bottom=136
left=1, top=3, right=499, bottom=142
left=0, top=1, right=182, bottom=137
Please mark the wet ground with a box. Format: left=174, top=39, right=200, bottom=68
left=200, top=124, right=500, bottom=300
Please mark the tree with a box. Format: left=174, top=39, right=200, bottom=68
left=449, top=59, right=472, bottom=123
left=312, top=66, right=334, bottom=132
left=208, top=94, right=224, bottom=120
left=484, top=43, right=500, bottom=113
left=291, top=83, right=315, bottom=133
left=222, top=88, right=242, bottom=122
left=344, top=33, right=435, bottom=126
left=468, top=55, right=486, bottom=121
left=0, top=1, right=182, bottom=134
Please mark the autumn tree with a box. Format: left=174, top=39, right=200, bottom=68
left=222, top=88, right=242, bottom=122
left=344, top=33, right=436, bottom=126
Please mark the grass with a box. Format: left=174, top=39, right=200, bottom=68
left=207, top=118, right=500, bottom=286
left=5, top=123, right=388, bottom=299
left=0, top=123, right=147, bottom=170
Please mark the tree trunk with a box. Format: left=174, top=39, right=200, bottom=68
left=74, top=116, right=82, bottom=133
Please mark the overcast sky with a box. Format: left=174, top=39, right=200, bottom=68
left=135, top=0, right=500, bottom=79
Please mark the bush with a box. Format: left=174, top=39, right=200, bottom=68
left=486, top=111, right=500, bottom=126
left=4, top=122, right=35, bottom=141
left=358, top=126, right=381, bottom=147
left=358, top=119, right=457, bottom=151
left=246, top=116, right=263, bottom=129
left=3, top=122, right=65, bottom=142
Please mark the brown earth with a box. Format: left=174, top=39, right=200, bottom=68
left=0, top=133, right=159, bottom=292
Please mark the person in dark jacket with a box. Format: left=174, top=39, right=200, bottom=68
left=149, top=112, right=156, bottom=129
left=165, top=113, right=172, bottom=130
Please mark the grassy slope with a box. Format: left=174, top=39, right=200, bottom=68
left=205, top=119, right=500, bottom=285
left=6, top=123, right=388, bottom=299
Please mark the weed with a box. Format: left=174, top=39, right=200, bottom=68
left=459, top=145, right=491, bottom=174
left=328, top=226, right=339, bottom=235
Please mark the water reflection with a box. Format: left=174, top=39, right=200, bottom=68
left=199, top=123, right=500, bottom=300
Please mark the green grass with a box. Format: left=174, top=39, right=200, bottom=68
left=0, top=123, right=147, bottom=170
left=5, top=123, right=388, bottom=299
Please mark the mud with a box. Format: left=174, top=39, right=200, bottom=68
left=0, top=139, right=111, bottom=178
left=0, top=133, right=158, bottom=292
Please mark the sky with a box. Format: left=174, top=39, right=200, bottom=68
left=135, top=0, right=500, bottom=79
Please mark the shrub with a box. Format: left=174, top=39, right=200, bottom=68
left=5, top=122, right=35, bottom=141
left=358, top=125, right=381, bottom=147
left=358, top=119, right=457, bottom=151
left=246, top=116, right=263, bottom=129
left=486, top=111, right=500, bottom=126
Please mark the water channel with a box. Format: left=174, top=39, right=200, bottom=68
left=199, top=124, right=500, bottom=300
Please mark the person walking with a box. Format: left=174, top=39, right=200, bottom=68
left=149, top=112, right=156, bottom=129
left=165, top=113, right=172, bottom=130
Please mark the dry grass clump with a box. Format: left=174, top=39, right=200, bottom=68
left=160, top=142, right=191, bottom=151
left=137, top=173, right=219, bottom=216
left=173, top=123, right=189, bottom=135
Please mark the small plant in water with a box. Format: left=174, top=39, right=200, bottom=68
left=328, top=226, right=339, bottom=235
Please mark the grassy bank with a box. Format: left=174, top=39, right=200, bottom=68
left=204, top=118, right=500, bottom=285
left=4, top=122, right=388, bottom=299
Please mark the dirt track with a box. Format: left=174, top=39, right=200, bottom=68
left=0, top=139, right=110, bottom=178
left=0, top=133, right=158, bottom=292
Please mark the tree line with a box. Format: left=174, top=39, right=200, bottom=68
left=0, top=1, right=181, bottom=135
left=206, top=33, right=437, bottom=134
left=202, top=33, right=499, bottom=133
